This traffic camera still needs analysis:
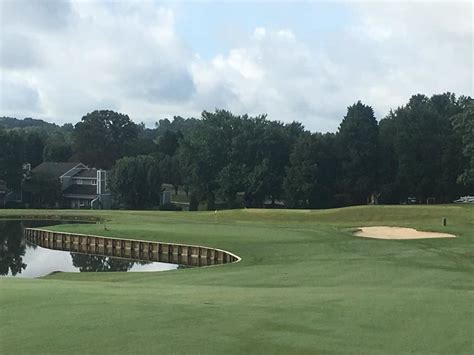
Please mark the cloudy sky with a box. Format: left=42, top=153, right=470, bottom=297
left=0, top=0, right=472, bottom=132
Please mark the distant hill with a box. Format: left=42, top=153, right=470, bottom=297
left=0, top=117, right=59, bottom=129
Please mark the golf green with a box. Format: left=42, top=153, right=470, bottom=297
left=1, top=205, right=473, bottom=354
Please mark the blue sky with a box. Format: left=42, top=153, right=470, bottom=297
left=174, top=2, right=354, bottom=59
left=0, top=0, right=472, bottom=132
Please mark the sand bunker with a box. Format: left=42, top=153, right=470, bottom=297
left=354, top=226, right=456, bottom=240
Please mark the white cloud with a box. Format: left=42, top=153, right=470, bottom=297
left=253, top=27, right=267, bottom=40
left=0, top=0, right=472, bottom=132
left=191, top=28, right=343, bottom=131
left=190, top=1, right=472, bottom=131
left=277, top=29, right=295, bottom=40
left=0, top=76, right=42, bottom=114
left=0, top=0, right=195, bottom=122
left=348, top=1, right=473, bottom=116
left=1, top=0, right=72, bottom=32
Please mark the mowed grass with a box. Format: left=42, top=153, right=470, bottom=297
left=1, top=205, right=473, bottom=354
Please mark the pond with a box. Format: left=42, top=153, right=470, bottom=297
left=0, top=220, right=179, bottom=278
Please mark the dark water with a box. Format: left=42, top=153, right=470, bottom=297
left=0, top=220, right=178, bottom=278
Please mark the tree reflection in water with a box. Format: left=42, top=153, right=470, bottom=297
left=1, top=220, right=153, bottom=276
left=71, top=253, right=135, bottom=272
left=0, top=220, right=26, bottom=276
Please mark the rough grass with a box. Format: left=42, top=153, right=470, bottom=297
left=1, top=205, right=473, bottom=354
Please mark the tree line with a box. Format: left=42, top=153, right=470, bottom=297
left=0, top=92, right=472, bottom=209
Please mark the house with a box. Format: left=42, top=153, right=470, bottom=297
left=31, top=162, right=112, bottom=209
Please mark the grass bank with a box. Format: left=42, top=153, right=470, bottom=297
left=1, top=205, right=473, bottom=354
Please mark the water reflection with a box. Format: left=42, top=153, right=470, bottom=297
left=0, top=220, right=178, bottom=277
left=71, top=253, right=134, bottom=272
left=0, top=220, right=27, bottom=276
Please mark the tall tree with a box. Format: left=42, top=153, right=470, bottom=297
left=74, top=110, right=138, bottom=169
left=156, top=129, right=181, bottom=156
left=134, top=123, right=158, bottom=156
left=158, top=154, right=183, bottom=195
left=179, top=110, right=238, bottom=209
left=0, top=129, right=24, bottom=190
left=109, top=155, right=162, bottom=209
left=217, top=163, right=246, bottom=208
left=22, top=129, right=46, bottom=167
left=391, top=93, right=465, bottom=202
left=450, top=98, right=474, bottom=187
left=377, top=114, right=400, bottom=203
left=246, top=120, right=303, bottom=206
left=43, top=134, right=73, bottom=162
left=337, top=101, right=379, bottom=205
left=284, top=133, right=338, bottom=208
left=21, top=172, right=62, bottom=208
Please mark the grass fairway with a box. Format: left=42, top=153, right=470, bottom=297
left=1, top=205, right=473, bottom=354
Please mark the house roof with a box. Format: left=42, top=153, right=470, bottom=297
left=74, top=169, right=98, bottom=178
left=63, top=184, right=97, bottom=196
left=32, top=162, right=83, bottom=178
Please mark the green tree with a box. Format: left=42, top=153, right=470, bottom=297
left=178, top=110, right=237, bottom=209
left=156, top=129, right=181, bottom=156
left=246, top=121, right=303, bottom=207
left=156, top=116, right=199, bottom=138
left=0, top=128, right=24, bottom=190
left=284, top=133, right=338, bottom=208
left=450, top=98, right=474, bottom=186
left=377, top=114, right=400, bottom=203
left=158, top=154, right=183, bottom=195
left=217, top=163, right=246, bottom=208
left=43, top=136, right=73, bottom=162
left=22, top=129, right=46, bottom=167
left=22, top=172, right=62, bottom=208
left=390, top=93, right=465, bottom=202
left=178, top=111, right=303, bottom=209
left=109, top=155, right=162, bottom=209
left=337, top=101, right=379, bottom=205
left=74, top=110, right=139, bottom=169
left=132, top=123, right=157, bottom=156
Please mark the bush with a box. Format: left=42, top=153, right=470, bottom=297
left=158, top=203, right=182, bottom=211
left=4, top=201, right=24, bottom=209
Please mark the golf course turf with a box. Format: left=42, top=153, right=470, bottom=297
left=1, top=205, right=473, bottom=354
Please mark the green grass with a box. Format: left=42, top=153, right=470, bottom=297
left=1, top=205, right=473, bottom=354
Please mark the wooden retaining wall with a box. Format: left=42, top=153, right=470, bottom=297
left=24, top=228, right=241, bottom=267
